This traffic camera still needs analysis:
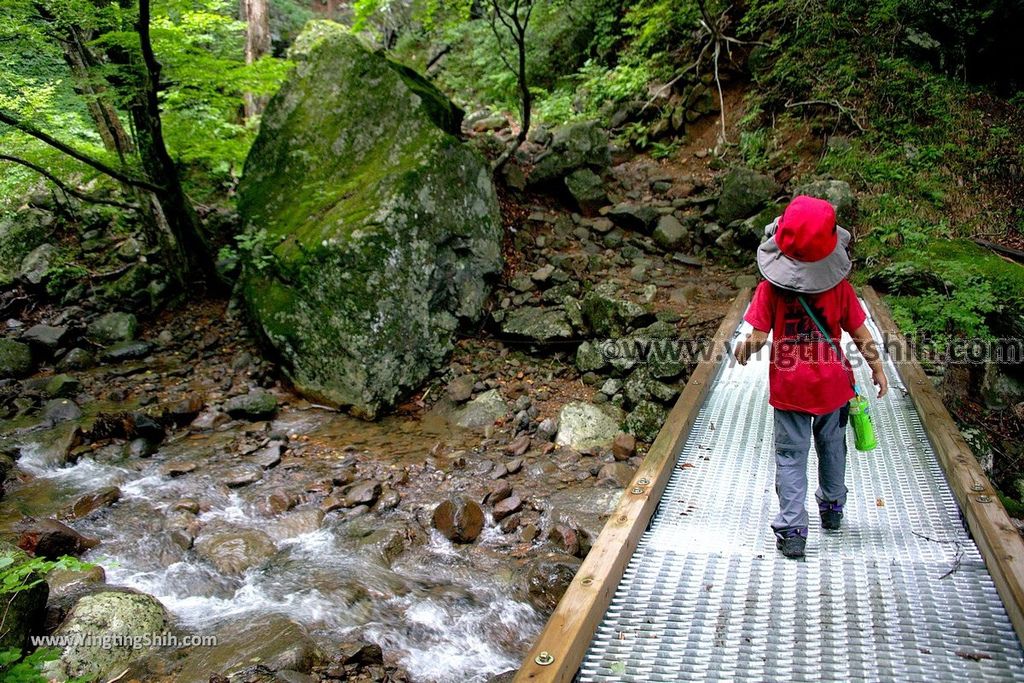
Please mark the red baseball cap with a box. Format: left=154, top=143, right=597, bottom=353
left=775, top=195, right=837, bottom=263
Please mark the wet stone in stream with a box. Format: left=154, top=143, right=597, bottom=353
left=65, top=485, right=121, bottom=519
left=432, top=497, right=485, bottom=543
left=249, top=441, right=284, bottom=469
left=221, top=464, right=264, bottom=488
left=16, top=518, right=99, bottom=558
left=162, top=460, right=197, bottom=477
left=343, top=480, right=382, bottom=507
left=492, top=495, right=523, bottom=522
left=193, top=529, right=277, bottom=576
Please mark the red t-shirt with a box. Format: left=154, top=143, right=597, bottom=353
left=744, top=280, right=867, bottom=415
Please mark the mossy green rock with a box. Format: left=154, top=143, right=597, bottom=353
left=0, top=212, right=48, bottom=285
left=581, top=285, right=651, bottom=339
left=238, top=23, right=501, bottom=419
left=18, top=243, right=58, bottom=286
left=624, top=367, right=679, bottom=405
left=716, top=167, right=780, bottom=224
left=224, top=389, right=278, bottom=420
left=501, top=306, right=574, bottom=341
left=624, top=399, right=668, bottom=442
left=564, top=168, right=607, bottom=216
left=45, top=374, right=81, bottom=398
left=529, top=121, right=610, bottom=185
left=0, top=338, right=33, bottom=378
left=88, top=311, right=138, bottom=343
left=575, top=340, right=608, bottom=373
left=49, top=590, right=168, bottom=680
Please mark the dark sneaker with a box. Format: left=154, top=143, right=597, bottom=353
left=775, top=530, right=806, bottom=559
left=819, top=502, right=843, bottom=531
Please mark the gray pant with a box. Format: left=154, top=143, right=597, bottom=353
left=772, top=406, right=849, bottom=537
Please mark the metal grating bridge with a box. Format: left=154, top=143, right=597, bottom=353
left=576, top=305, right=1024, bottom=682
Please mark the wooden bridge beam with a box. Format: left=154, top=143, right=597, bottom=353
left=863, top=286, right=1024, bottom=644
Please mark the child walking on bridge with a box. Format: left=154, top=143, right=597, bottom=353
left=734, top=195, right=888, bottom=559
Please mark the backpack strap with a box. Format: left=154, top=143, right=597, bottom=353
left=797, top=295, right=855, bottom=390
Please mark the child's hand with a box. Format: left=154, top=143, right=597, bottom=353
left=734, top=337, right=751, bottom=365
left=872, top=367, right=888, bottom=398
left=734, top=330, right=767, bottom=365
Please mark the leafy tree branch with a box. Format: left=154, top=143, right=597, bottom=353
left=0, top=109, right=161, bottom=193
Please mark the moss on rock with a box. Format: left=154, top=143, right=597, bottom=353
left=869, top=239, right=1024, bottom=338
left=0, top=211, right=48, bottom=285
left=0, top=338, right=33, bottom=379
left=238, top=23, right=502, bottom=419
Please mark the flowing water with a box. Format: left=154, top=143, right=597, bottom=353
left=1, top=406, right=546, bottom=682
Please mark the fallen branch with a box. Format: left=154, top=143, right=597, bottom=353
left=426, top=44, right=451, bottom=71
left=973, top=238, right=1024, bottom=265
left=784, top=98, right=867, bottom=133
left=911, top=530, right=964, bottom=579
left=911, top=530, right=956, bottom=544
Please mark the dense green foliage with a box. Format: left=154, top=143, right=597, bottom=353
left=0, top=0, right=290, bottom=209
left=350, top=1, right=1022, bottom=316
left=1, top=0, right=1019, bottom=336
left=0, top=552, right=94, bottom=682
left=730, top=0, right=1024, bottom=340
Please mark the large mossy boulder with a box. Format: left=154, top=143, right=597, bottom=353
left=238, top=23, right=502, bottom=419
left=528, top=121, right=610, bottom=186
left=716, top=167, right=779, bottom=224
left=48, top=590, right=168, bottom=680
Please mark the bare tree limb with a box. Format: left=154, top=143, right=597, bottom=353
left=486, top=10, right=517, bottom=75
left=0, top=154, right=139, bottom=209
left=488, top=0, right=533, bottom=173
left=711, top=33, right=726, bottom=147
left=695, top=0, right=730, bottom=150
left=0, top=109, right=161, bottom=192
left=426, top=44, right=451, bottom=71
left=784, top=98, right=867, bottom=132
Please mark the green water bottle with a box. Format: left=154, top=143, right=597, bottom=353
left=849, top=390, right=877, bottom=451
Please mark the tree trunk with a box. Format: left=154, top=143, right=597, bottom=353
left=61, top=26, right=134, bottom=162
left=489, top=0, right=533, bottom=173
left=32, top=2, right=133, bottom=161
left=240, top=0, right=271, bottom=118
left=129, top=0, right=217, bottom=286
left=4, top=1, right=217, bottom=288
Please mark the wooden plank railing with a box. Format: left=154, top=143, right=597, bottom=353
left=863, top=286, right=1024, bottom=643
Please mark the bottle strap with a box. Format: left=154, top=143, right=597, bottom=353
left=797, top=295, right=856, bottom=391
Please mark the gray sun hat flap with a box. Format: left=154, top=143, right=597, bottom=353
left=756, top=218, right=852, bottom=294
